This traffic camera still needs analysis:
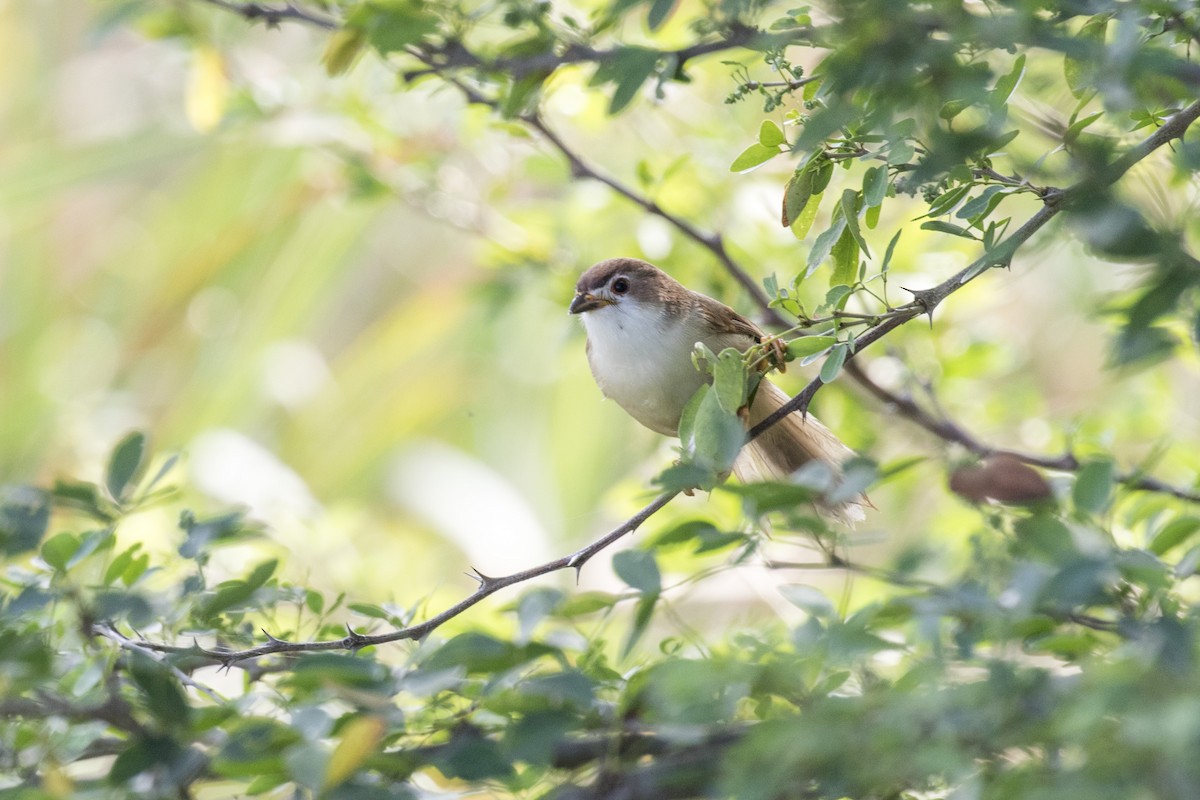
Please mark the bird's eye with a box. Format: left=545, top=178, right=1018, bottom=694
left=611, top=277, right=630, bottom=294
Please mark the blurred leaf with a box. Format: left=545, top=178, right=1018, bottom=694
left=322, top=28, right=366, bottom=76
left=0, top=486, right=49, bottom=555
left=779, top=584, right=835, bottom=617
left=185, top=47, right=229, bottom=133
left=324, top=715, right=385, bottom=789
left=106, top=431, right=148, bottom=503
left=647, top=0, right=676, bottom=30
left=614, top=549, right=661, bottom=594
left=41, top=532, right=80, bottom=573
left=1073, top=459, right=1116, bottom=516
left=862, top=165, right=888, bottom=208
left=593, top=47, right=659, bottom=113
left=354, top=0, right=439, bottom=53
left=556, top=591, right=620, bottom=617
left=434, top=726, right=514, bottom=780
left=130, top=653, right=191, bottom=731
left=1150, top=517, right=1200, bottom=557
left=213, top=718, right=302, bottom=778
left=991, top=53, right=1026, bottom=107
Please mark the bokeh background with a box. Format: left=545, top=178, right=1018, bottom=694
left=3, top=1, right=1198, bottom=626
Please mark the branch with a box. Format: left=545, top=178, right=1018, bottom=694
left=748, top=99, right=1200, bottom=440
left=843, top=359, right=1200, bottom=504
left=199, top=0, right=337, bottom=29
left=121, top=491, right=679, bottom=665
left=0, top=692, right=143, bottom=735
left=94, top=623, right=227, bottom=702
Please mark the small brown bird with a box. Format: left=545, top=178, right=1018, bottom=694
left=569, top=257, right=865, bottom=522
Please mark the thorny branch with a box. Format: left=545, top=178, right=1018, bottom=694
left=145, top=2, right=1200, bottom=665
left=843, top=359, right=1200, bottom=504
left=127, top=492, right=679, bottom=665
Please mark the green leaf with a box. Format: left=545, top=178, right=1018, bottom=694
left=105, top=543, right=141, bottom=586
left=556, top=591, right=620, bottom=617
left=758, top=119, right=786, bottom=148
left=809, top=158, right=834, bottom=193
left=1073, top=459, right=1116, bottom=516
left=862, top=165, right=888, bottom=208
left=622, top=593, right=658, bottom=658
left=939, top=99, right=972, bottom=120
left=712, top=348, right=747, bottom=414
left=791, top=190, right=823, bottom=241
left=865, top=203, right=880, bottom=229
left=829, top=226, right=859, bottom=288
left=246, top=559, right=278, bottom=591
left=881, top=229, right=902, bottom=274
left=782, top=169, right=812, bottom=227
left=819, top=343, right=848, bottom=383
left=681, top=385, right=746, bottom=483
left=1064, top=17, right=1107, bottom=98
left=41, top=532, right=80, bottom=572
left=647, top=0, right=675, bottom=30
left=991, top=53, right=1026, bottom=106
left=839, top=188, right=870, bottom=257
left=354, top=0, right=440, bottom=54
left=613, top=549, right=661, bottom=594
left=779, top=584, right=835, bottom=617
left=107, top=431, right=147, bottom=502
left=1064, top=111, right=1104, bottom=144
left=921, top=220, right=976, bottom=239
left=0, top=486, right=50, bottom=555
left=322, top=28, right=366, bottom=76
left=730, top=142, right=781, bottom=173
left=592, top=47, right=660, bottom=114
left=806, top=214, right=847, bottom=276
left=956, top=185, right=1008, bottom=222
left=130, top=653, right=191, bottom=730
left=786, top=335, right=837, bottom=359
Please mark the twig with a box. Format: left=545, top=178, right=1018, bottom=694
left=844, top=359, right=1200, bottom=504
left=199, top=0, right=337, bottom=29
left=125, top=491, right=679, bottom=665
left=94, top=624, right=227, bottom=702
left=748, top=99, right=1200, bottom=440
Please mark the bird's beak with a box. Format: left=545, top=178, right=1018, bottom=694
left=569, top=292, right=611, bottom=314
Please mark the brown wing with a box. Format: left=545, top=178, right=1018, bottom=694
left=692, top=292, right=765, bottom=343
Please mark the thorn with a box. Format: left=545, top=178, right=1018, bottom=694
left=262, top=629, right=283, bottom=644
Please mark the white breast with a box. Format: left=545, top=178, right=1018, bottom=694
left=580, top=300, right=711, bottom=435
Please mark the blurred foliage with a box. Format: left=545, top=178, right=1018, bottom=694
left=2, top=0, right=1200, bottom=797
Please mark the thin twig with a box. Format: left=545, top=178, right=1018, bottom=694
left=748, top=99, right=1200, bottom=441
left=94, top=624, right=227, bottom=702
left=843, top=359, right=1200, bottom=504
left=199, top=0, right=338, bottom=29
left=124, top=491, right=679, bottom=665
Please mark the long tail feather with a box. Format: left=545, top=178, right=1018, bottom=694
left=733, top=380, right=867, bottom=525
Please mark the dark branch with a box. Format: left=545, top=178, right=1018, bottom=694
left=121, top=491, right=679, bottom=665
left=199, top=0, right=338, bottom=29
left=844, top=359, right=1200, bottom=504
left=748, top=99, right=1200, bottom=441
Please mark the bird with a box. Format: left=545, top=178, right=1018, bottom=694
left=569, top=257, right=865, bottom=523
